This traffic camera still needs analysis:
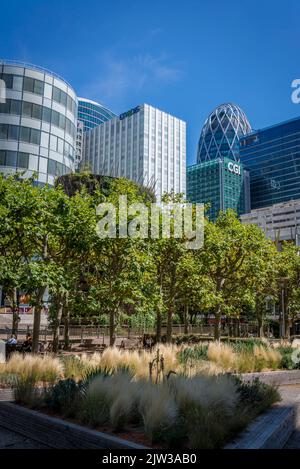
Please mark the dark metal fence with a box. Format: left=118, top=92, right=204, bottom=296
left=0, top=322, right=266, bottom=342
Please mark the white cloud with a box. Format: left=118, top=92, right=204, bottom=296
left=82, top=51, right=183, bottom=105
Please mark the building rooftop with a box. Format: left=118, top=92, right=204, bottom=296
left=0, top=59, right=74, bottom=89
left=241, top=115, right=300, bottom=139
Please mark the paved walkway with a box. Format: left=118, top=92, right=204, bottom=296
left=0, top=388, right=49, bottom=449
left=0, top=388, right=14, bottom=402
left=0, top=426, right=49, bottom=448
left=280, top=385, right=300, bottom=448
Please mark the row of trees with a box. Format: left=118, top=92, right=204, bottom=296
left=0, top=173, right=299, bottom=351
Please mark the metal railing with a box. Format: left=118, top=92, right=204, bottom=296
left=0, top=323, right=265, bottom=342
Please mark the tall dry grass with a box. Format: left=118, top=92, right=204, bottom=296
left=207, top=343, right=236, bottom=371
left=138, top=380, right=178, bottom=441
left=79, top=370, right=245, bottom=447
left=0, top=353, right=63, bottom=405
left=2, top=353, right=63, bottom=383
left=0, top=345, right=281, bottom=447
left=71, top=345, right=182, bottom=380
left=206, top=342, right=282, bottom=373
left=0, top=341, right=284, bottom=393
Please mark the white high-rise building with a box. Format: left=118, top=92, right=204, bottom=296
left=82, top=104, right=186, bottom=200
left=241, top=199, right=300, bottom=246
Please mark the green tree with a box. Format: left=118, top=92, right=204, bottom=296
left=86, top=178, right=152, bottom=345
left=200, top=210, right=275, bottom=340
left=277, top=243, right=300, bottom=338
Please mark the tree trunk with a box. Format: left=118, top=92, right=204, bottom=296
left=109, top=310, right=116, bottom=346
left=232, top=321, right=240, bottom=338
left=214, top=276, right=224, bottom=341
left=184, top=303, right=189, bottom=334
left=214, top=304, right=222, bottom=341
left=166, top=303, right=174, bottom=343
left=291, top=320, right=296, bottom=337
left=284, top=288, right=290, bottom=339
left=52, top=295, right=63, bottom=353
left=32, top=287, right=46, bottom=353
left=285, top=317, right=290, bottom=339
left=64, top=307, right=70, bottom=350
left=156, top=265, right=163, bottom=343
left=32, top=305, right=42, bottom=353
left=166, top=267, right=176, bottom=343
left=32, top=236, right=48, bottom=353
left=12, top=288, right=19, bottom=336
left=255, top=299, right=265, bottom=338
left=258, top=316, right=264, bottom=338
left=156, top=310, right=162, bottom=343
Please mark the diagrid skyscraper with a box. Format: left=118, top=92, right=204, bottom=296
left=82, top=104, right=186, bottom=201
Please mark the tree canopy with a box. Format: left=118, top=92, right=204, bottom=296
left=0, top=173, right=299, bottom=345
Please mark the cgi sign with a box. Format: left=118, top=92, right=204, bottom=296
left=228, top=162, right=241, bottom=175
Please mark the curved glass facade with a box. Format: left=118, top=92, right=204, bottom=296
left=197, top=103, right=251, bottom=163
left=240, top=117, right=300, bottom=209
left=78, top=98, right=116, bottom=131
left=0, top=61, right=77, bottom=185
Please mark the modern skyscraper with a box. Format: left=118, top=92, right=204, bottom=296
left=82, top=104, right=186, bottom=201
left=241, top=200, right=300, bottom=246
left=78, top=98, right=116, bottom=132
left=187, top=157, right=250, bottom=221
left=0, top=60, right=77, bottom=185
left=186, top=103, right=251, bottom=220
left=197, top=103, right=251, bottom=163
left=240, top=117, right=300, bottom=210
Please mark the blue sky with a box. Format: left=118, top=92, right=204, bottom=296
left=1, top=0, right=300, bottom=164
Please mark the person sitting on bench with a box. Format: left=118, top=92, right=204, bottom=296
left=6, top=334, right=17, bottom=358
left=7, top=334, right=17, bottom=346
left=22, top=333, right=32, bottom=352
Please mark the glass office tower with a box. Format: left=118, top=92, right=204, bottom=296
left=0, top=60, right=77, bottom=185
left=78, top=98, right=116, bottom=131
left=197, top=103, right=251, bottom=163
left=187, top=157, right=250, bottom=221
left=240, top=117, right=300, bottom=210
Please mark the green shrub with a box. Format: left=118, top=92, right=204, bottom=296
left=178, top=345, right=208, bottom=364
left=12, top=375, right=40, bottom=407
left=278, top=346, right=300, bottom=370
left=235, top=377, right=280, bottom=415
left=80, top=374, right=110, bottom=426
left=45, top=378, right=82, bottom=417
left=231, top=338, right=268, bottom=354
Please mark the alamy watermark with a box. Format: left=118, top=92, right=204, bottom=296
left=96, top=196, right=204, bottom=249
left=291, top=79, right=300, bottom=103
left=0, top=79, right=6, bottom=104
left=291, top=347, right=300, bottom=365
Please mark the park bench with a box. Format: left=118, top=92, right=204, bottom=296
left=79, top=338, right=95, bottom=348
